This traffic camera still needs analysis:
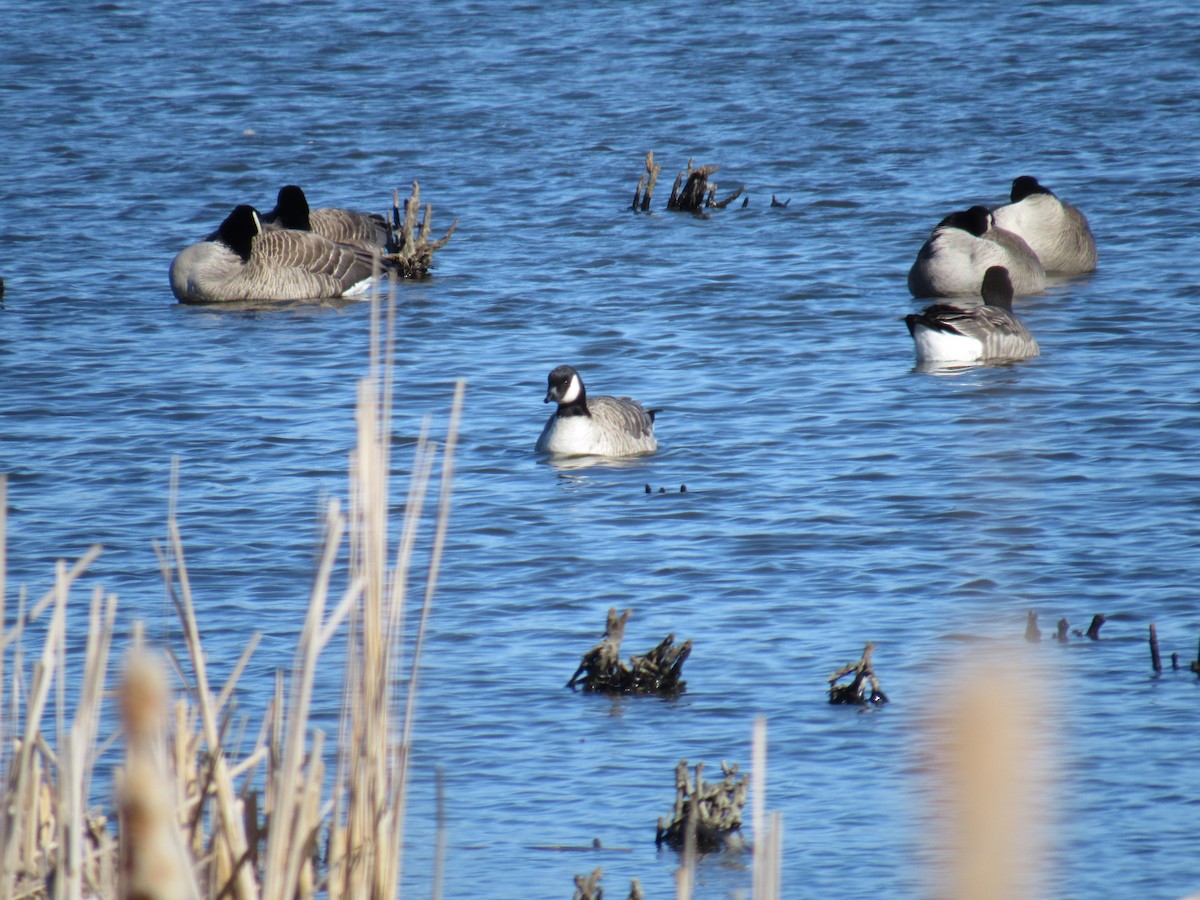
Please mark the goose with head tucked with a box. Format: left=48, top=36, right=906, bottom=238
left=905, top=266, right=1039, bottom=363
left=991, top=175, right=1097, bottom=275
left=264, top=185, right=394, bottom=254
left=535, top=365, right=658, bottom=457
left=907, top=205, right=1045, bottom=299
left=170, top=204, right=392, bottom=303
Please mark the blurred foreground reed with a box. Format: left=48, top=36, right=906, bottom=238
left=0, top=293, right=464, bottom=899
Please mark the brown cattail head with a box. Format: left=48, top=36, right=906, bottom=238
left=120, top=652, right=168, bottom=750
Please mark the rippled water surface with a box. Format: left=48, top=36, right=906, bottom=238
left=3, top=1, right=1200, bottom=897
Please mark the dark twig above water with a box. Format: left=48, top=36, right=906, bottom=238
left=655, top=759, right=747, bottom=853
left=384, top=180, right=457, bottom=278
left=828, top=642, right=889, bottom=706
left=566, top=608, right=691, bottom=695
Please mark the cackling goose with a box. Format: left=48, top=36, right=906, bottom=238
left=535, top=365, right=658, bottom=457
left=905, top=266, right=1040, bottom=363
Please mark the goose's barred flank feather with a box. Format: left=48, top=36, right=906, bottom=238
left=170, top=205, right=391, bottom=303
left=265, top=185, right=394, bottom=253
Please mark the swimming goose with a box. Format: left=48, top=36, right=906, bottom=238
left=170, top=205, right=391, bottom=303
left=991, top=176, right=1097, bottom=275
left=907, top=205, right=1045, bottom=298
left=264, top=185, right=394, bottom=253
left=535, top=365, right=658, bottom=457
left=905, top=266, right=1040, bottom=363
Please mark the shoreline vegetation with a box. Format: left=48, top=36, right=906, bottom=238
left=0, top=292, right=465, bottom=899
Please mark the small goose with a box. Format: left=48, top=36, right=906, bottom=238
left=908, top=205, right=1045, bottom=298
left=535, top=365, right=658, bottom=457
left=264, top=185, right=394, bottom=253
left=170, top=205, right=391, bottom=303
left=991, top=175, right=1097, bottom=275
left=905, top=266, right=1040, bottom=363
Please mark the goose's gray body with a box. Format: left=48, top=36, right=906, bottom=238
left=535, top=365, right=658, bottom=457
left=264, top=185, right=393, bottom=253
left=908, top=205, right=1045, bottom=298
left=170, top=205, right=388, bottom=303
left=905, top=266, right=1039, bottom=363
left=991, top=176, right=1097, bottom=275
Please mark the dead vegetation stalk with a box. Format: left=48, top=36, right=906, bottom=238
left=0, top=281, right=462, bottom=898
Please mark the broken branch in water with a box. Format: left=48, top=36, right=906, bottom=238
left=631, top=153, right=744, bottom=212
left=655, top=759, right=747, bottom=853
left=385, top=180, right=458, bottom=278
left=566, top=608, right=691, bottom=696
left=828, top=641, right=889, bottom=706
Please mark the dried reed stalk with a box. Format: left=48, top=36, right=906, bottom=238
left=1, top=281, right=462, bottom=899
left=0, top=527, right=109, bottom=898
left=750, top=716, right=782, bottom=900
left=329, top=284, right=466, bottom=899
left=155, top=472, right=258, bottom=900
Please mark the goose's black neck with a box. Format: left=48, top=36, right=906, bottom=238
left=556, top=396, right=591, bottom=418
left=271, top=185, right=312, bottom=231
left=216, top=205, right=260, bottom=262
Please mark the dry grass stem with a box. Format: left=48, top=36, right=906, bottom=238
left=1, top=284, right=462, bottom=898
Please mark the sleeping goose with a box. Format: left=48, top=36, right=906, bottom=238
left=908, top=205, right=1045, bottom=299
left=991, top=176, right=1097, bottom=275
left=905, top=266, right=1040, bottom=363
left=535, top=365, right=658, bottom=457
left=264, top=185, right=394, bottom=253
left=170, top=204, right=391, bottom=303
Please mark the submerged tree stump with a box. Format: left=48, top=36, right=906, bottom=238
left=571, top=868, right=644, bottom=900
left=631, top=153, right=744, bottom=212
left=566, top=608, right=691, bottom=696
left=828, top=641, right=889, bottom=706
left=655, top=759, right=747, bottom=853
left=383, top=180, right=457, bottom=278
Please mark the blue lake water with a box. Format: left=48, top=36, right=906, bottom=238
left=3, top=1, right=1200, bottom=896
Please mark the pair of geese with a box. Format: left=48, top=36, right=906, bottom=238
left=170, top=186, right=398, bottom=303
left=905, top=175, right=1097, bottom=364
left=544, top=177, right=1099, bottom=459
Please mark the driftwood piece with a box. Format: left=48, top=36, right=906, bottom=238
left=570, top=868, right=644, bottom=900
left=655, top=759, right=747, bottom=853
left=572, top=867, right=603, bottom=900
left=1024, top=610, right=1041, bottom=643
left=383, top=180, right=457, bottom=278
left=566, top=608, right=691, bottom=696
left=632, top=153, right=744, bottom=213
left=1085, top=614, right=1107, bottom=640
left=631, top=151, right=661, bottom=211
left=828, top=641, right=889, bottom=705
left=1149, top=624, right=1162, bottom=673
